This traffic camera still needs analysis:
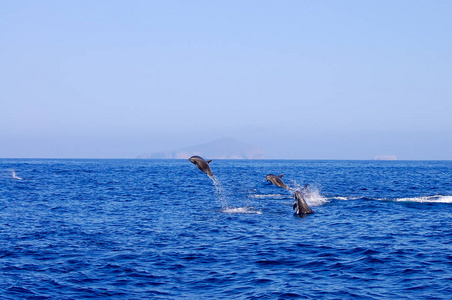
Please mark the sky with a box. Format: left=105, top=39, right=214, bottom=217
left=1, top=0, right=451, bottom=159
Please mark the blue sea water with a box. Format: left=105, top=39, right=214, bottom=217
left=1, top=159, right=451, bottom=299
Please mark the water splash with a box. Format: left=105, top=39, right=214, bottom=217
left=303, top=188, right=329, bottom=207
left=212, top=177, right=229, bottom=209
left=212, top=176, right=261, bottom=214
left=10, top=169, right=23, bottom=180
left=289, top=181, right=328, bottom=207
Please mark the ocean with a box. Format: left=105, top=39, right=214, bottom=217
left=1, top=159, right=451, bottom=299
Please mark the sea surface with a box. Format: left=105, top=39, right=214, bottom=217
left=1, top=159, right=451, bottom=299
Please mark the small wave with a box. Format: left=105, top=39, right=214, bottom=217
left=222, top=207, right=263, bottom=214
left=393, top=195, right=452, bottom=203
left=249, top=194, right=289, bottom=199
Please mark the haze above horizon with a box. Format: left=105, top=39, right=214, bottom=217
left=1, top=1, right=451, bottom=159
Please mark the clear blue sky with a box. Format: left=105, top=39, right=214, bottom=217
left=1, top=0, right=451, bottom=159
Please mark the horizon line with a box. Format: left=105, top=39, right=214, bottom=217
left=1, top=157, right=451, bottom=161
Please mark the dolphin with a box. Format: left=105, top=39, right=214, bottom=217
left=265, top=174, right=288, bottom=190
left=188, top=156, right=214, bottom=178
left=293, top=185, right=314, bottom=216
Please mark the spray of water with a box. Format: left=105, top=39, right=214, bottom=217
left=10, top=169, right=23, bottom=180
left=289, top=181, right=328, bottom=207
left=212, top=177, right=229, bottom=209
left=212, top=176, right=262, bottom=214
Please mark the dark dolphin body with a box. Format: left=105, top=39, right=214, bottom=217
left=265, top=174, right=288, bottom=190
left=293, top=186, right=314, bottom=216
left=188, top=156, right=214, bottom=178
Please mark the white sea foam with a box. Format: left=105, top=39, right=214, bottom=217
left=222, top=207, right=263, bottom=214
left=392, top=195, right=452, bottom=203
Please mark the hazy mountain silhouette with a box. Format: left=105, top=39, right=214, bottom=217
left=138, top=137, right=265, bottom=159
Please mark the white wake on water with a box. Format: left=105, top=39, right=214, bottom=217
left=330, top=196, right=351, bottom=201
left=222, top=207, right=263, bottom=214
left=393, top=195, right=452, bottom=203
left=249, top=194, right=289, bottom=199
left=329, top=195, right=452, bottom=203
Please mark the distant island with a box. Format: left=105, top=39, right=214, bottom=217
left=138, top=137, right=265, bottom=159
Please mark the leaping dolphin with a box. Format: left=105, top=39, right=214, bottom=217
left=188, top=156, right=214, bottom=179
left=293, top=184, right=313, bottom=216
left=265, top=174, right=288, bottom=190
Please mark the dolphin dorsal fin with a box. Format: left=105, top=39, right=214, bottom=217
left=206, top=160, right=212, bottom=164
left=303, top=184, right=309, bottom=189
left=278, top=175, right=284, bottom=178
